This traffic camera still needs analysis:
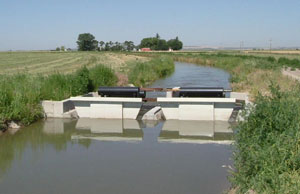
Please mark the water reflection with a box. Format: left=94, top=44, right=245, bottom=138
left=0, top=118, right=233, bottom=178
left=160, top=120, right=233, bottom=144
left=73, top=119, right=143, bottom=142
left=43, top=118, right=233, bottom=144
left=0, top=118, right=233, bottom=194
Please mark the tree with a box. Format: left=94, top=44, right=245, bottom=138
left=104, top=42, right=110, bottom=51
left=61, top=46, right=65, bottom=51
left=124, top=41, right=135, bottom=51
left=56, top=47, right=60, bottom=51
left=77, top=33, right=98, bottom=51
left=167, top=36, right=183, bottom=50
left=156, top=33, right=160, bottom=39
left=140, top=35, right=168, bottom=51
left=157, top=39, right=168, bottom=50
left=99, top=41, right=105, bottom=51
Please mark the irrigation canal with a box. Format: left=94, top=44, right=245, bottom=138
left=0, top=62, right=233, bottom=194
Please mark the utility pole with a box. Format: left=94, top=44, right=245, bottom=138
left=240, top=41, right=244, bottom=53
left=269, top=39, right=272, bottom=52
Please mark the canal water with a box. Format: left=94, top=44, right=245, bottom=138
left=0, top=62, right=233, bottom=194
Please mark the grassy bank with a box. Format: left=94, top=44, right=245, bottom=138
left=231, top=85, right=300, bottom=193
left=134, top=52, right=298, bottom=99
left=0, top=53, right=174, bottom=131
left=0, top=65, right=117, bottom=131
left=128, top=56, right=174, bottom=87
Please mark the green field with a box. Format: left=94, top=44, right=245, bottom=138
left=0, top=51, right=147, bottom=75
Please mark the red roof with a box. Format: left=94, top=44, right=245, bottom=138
left=141, top=48, right=151, bottom=52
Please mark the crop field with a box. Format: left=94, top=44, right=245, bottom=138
left=0, top=52, right=147, bottom=75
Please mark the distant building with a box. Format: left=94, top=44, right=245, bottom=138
left=140, top=48, right=151, bottom=52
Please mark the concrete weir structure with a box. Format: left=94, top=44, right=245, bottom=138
left=41, top=88, right=245, bottom=121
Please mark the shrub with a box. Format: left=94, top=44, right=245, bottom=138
left=267, top=56, right=276, bottom=62
left=72, top=66, right=94, bottom=95
left=278, top=57, right=300, bottom=68
left=231, top=85, right=300, bottom=193
left=89, top=65, right=117, bottom=88
left=0, top=74, right=43, bottom=125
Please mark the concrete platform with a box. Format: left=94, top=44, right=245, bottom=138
left=42, top=99, right=74, bottom=118
left=157, top=98, right=236, bottom=121
left=70, top=97, right=143, bottom=119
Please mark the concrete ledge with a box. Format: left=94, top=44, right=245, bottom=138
left=70, top=97, right=142, bottom=102
left=158, top=97, right=236, bottom=121
left=157, top=97, right=236, bottom=103
left=230, top=92, right=249, bottom=103
left=42, top=99, right=74, bottom=118
left=71, top=97, right=143, bottom=119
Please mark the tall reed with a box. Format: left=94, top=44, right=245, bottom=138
left=0, top=64, right=117, bottom=130
left=128, top=56, right=174, bottom=87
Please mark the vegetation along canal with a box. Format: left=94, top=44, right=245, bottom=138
left=0, top=62, right=233, bottom=194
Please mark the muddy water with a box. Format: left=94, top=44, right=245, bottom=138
left=151, top=62, right=231, bottom=89
left=0, top=62, right=233, bottom=194
left=148, top=62, right=231, bottom=97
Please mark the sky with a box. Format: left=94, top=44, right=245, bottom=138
left=0, top=0, right=300, bottom=50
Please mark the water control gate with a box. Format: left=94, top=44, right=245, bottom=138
left=68, top=87, right=237, bottom=121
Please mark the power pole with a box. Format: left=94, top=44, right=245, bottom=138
left=269, top=39, right=272, bottom=52
left=240, top=41, right=244, bottom=53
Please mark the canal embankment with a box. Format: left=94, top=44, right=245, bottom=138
left=133, top=52, right=299, bottom=100
left=0, top=55, right=174, bottom=133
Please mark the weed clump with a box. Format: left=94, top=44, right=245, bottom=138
left=278, top=57, right=300, bottom=68
left=231, top=85, right=300, bottom=193
left=0, top=65, right=117, bottom=128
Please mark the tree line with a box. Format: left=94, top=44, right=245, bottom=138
left=76, top=33, right=183, bottom=51
left=140, top=33, right=183, bottom=51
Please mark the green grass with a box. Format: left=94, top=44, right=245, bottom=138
left=0, top=64, right=117, bottom=130
left=231, top=85, right=300, bottom=193
left=128, top=56, right=174, bottom=87
left=133, top=52, right=298, bottom=99
left=0, top=51, right=147, bottom=75
left=0, top=53, right=173, bottom=131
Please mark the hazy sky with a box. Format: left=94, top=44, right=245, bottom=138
left=0, top=0, right=300, bottom=50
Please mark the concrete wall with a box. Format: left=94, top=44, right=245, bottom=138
left=157, top=98, right=236, bottom=121
left=42, top=99, right=74, bottom=118
left=70, top=97, right=143, bottom=120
